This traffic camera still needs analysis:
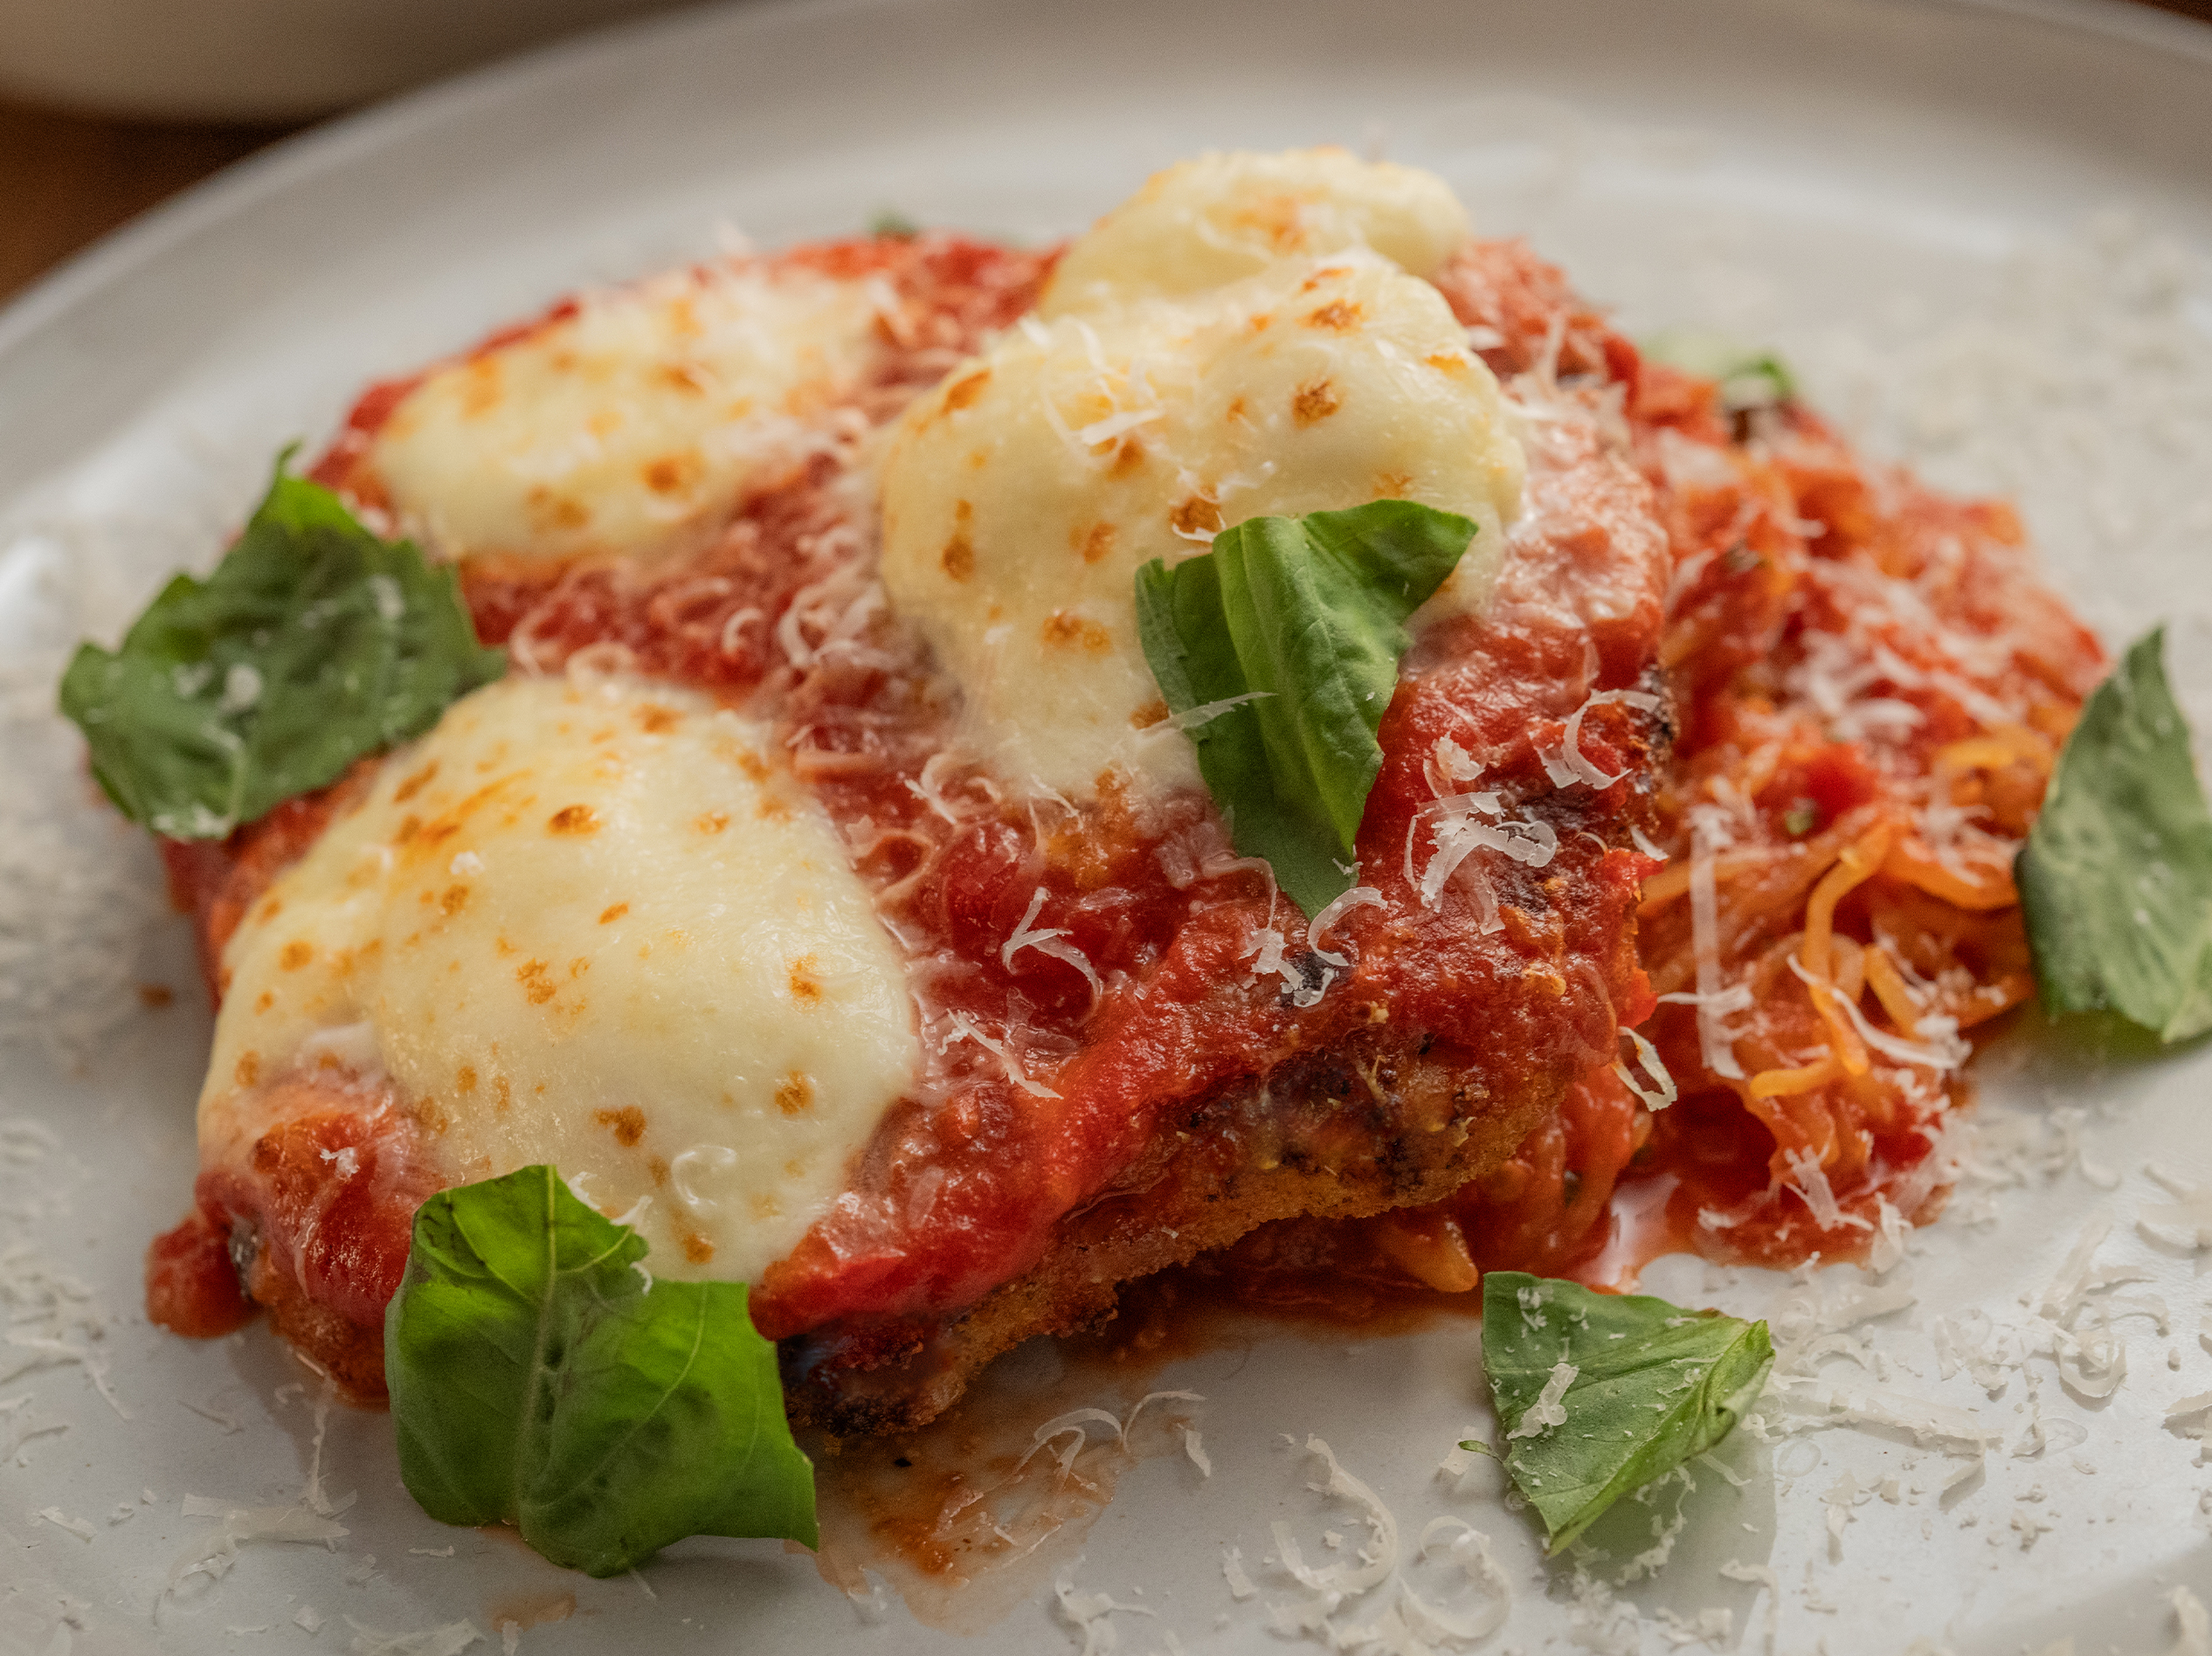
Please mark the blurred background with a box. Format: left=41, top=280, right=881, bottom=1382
left=3, top=0, right=2211, bottom=306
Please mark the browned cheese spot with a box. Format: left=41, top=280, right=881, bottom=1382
left=1072, top=521, right=1117, bottom=564
left=682, top=1232, right=716, bottom=1265
left=635, top=703, right=681, bottom=735
left=439, top=885, right=470, bottom=916
left=1110, top=437, right=1147, bottom=478
left=253, top=990, right=274, bottom=1014
left=568, top=957, right=589, bottom=980
left=1292, top=376, right=1342, bottom=427
left=1130, top=699, right=1171, bottom=730
left=393, top=761, right=439, bottom=804
left=456, top=1065, right=478, bottom=1094
left=775, top=1072, right=814, bottom=1115
left=279, top=941, right=314, bottom=971
left=460, top=357, right=502, bottom=418
left=1372, top=471, right=1414, bottom=499
left=648, top=1156, right=669, bottom=1188
left=941, top=368, right=992, bottom=412
left=1041, top=611, right=1112, bottom=652
left=641, top=451, right=703, bottom=496
left=734, top=749, right=771, bottom=783
left=256, top=895, right=283, bottom=923
left=1170, top=494, right=1222, bottom=538
left=235, top=1051, right=260, bottom=1087
left=494, top=1074, right=513, bottom=1114
left=658, top=362, right=709, bottom=394
left=940, top=498, right=978, bottom=582
left=787, top=956, right=823, bottom=1005
left=594, top=1106, right=646, bottom=1147
left=599, top=902, right=630, bottom=925
left=1240, top=193, right=1308, bottom=255
left=1425, top=352, right=1469, bottom=376
left=756, top=794, right=791, bottom=823
left=524, top=486, right=590, bottom=531
left=1303, top=299, right=1364, bottom=332
left=695, top=811, right=730, bottom=834
left=548, top=804, right=599, bottom=835
left=516, top=959, right=556, bottom=1005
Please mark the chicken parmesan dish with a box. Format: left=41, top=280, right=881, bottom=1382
left=66, top=148, right=2168, bottom=1575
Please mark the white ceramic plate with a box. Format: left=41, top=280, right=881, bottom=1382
left=5, top=2, right=2212, bottom=1651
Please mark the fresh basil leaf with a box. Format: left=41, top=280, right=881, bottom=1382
left=386, top=1165, right=817, bottom=1577
left=1641, top=326, right=1797, bottom=411
left=57, top=453, right=504, bottom=839
left=1481, top=1271, right=1772, bottom=1556
left=1134, top=500, right=1477, bottom=915
left=2017, top=626, right=2212, bottom=1042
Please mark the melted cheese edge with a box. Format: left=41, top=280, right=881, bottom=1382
left=204, top=673, right=919, bottom=1284
left=880, top=151, right=1522, bottom=799
left=370, top=264, right=882, bottom=566
left=1041, top=147, right=1470, bottom=312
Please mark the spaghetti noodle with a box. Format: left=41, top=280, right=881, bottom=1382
left=1206, top=237, right=2104, bottom=1296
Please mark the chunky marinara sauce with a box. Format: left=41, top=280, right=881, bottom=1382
left=149, top=227, right=2092, bottom=1380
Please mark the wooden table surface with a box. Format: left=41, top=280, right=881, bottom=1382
left=3, top=0, right=2211, bottom=307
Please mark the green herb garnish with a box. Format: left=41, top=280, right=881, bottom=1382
left=1134, top=500, right=1477, bottom=916
left=1641, top=327, right=1797, bottom=411
left=1782, top=797, right=1818, bottom=838
left=386, top=1166, right=816, bottom=1578
left=2017, top=626, right=2212, bottom=1043
left=57, top=454, right=503, bottom=839
left=868, top=209, right=920, bottom=238
left=1481, top=1272, right=1772, bottom=1556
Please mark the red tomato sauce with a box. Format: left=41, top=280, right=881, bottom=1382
left=145, top=230, right=2101, bottom=1390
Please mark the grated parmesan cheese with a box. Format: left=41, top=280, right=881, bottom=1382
left=1054, top=1562, right=1158, bottom=1655
left=1685, top=810, right=1745, bottom=1080
left=1612, top=1026, right=1677, bottom=1110
left=2139, top=1164, right=2212, bottom=1248
left=1505, top=1362, right=1577, bottom=1441
left=344, top=1618, right=485, bottom=1656
left=1002, top=886, right=1105, bottom=1005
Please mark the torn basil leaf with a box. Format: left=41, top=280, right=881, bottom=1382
left=57, top=454, right=503, bottom=839
left=1641, top=326, right=1797, bottom=411
left=387, top=1165, right=817, bottom=1577
left=1482, top=1271, right=1772, bottom=1556
left=1133, top=500, right=1477, bottom=916
left=2017, top=626, right=2212, bottom=1042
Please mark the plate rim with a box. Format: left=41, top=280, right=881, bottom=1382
left=2, top=0, right=2210, bottom=383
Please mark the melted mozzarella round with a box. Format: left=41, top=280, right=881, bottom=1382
left=878, top=246, right=1524, bottom=799
left=1040, top=148, right=1470, bottom=314
left=370, top=265, right=882, bottom=565
left=204, top=673, right=919, bottom=1284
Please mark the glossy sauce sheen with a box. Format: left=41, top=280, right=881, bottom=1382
left=148, top=210, right=2091, bottom=1390
left=149, top=217, right=1673, bottom=1384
